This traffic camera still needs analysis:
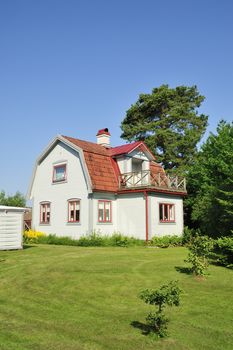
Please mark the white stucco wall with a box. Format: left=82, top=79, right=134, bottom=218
left=31, top=142, right=89, bottom=238
left=117, top=193, right=146, bottom=239
left=149, top=193, right=184, bottom=237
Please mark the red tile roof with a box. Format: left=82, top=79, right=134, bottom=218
left=110, top=142, right=156, bottom=160
left=63, top=135, right=159, bottom=193
left=109, top=141, right=142, bottom=156
left=63, top=136, right=118, bottom=192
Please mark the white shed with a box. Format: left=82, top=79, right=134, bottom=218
left=0, top=206, right=27, bottom=250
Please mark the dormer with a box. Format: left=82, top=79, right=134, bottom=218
left=110, top=141, right=155, bottom=174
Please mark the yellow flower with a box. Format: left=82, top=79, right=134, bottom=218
left=24, top=229, right=46, bottom=239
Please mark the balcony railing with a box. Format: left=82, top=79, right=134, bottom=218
left=118, top=170, right=186, bottom=192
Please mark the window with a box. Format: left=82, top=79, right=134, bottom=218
left=40, top=202, right=50, bottom=224
left=53, top=164, right=66, bottom=182
left=68, top=200, right=80, bottom=223
left=159, top=203, right=175, bottom=222
left=98, top=200, right=112, bottom=223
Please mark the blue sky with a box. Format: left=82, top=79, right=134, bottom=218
left=0, top=0, right=233, bottom=195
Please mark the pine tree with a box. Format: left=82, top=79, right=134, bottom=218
left=121, top=84, right=208, bottom=173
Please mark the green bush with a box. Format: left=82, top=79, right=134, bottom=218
left=185, top=235, right=213, bottom=275
left=212, top=236, right=233, bottom=269
left=77, top=231, right=105, bottom=246
left=37, top=234, right=80, bottom=246
left=182, top=226, right=199, bottom=244
left=107, top=233, right=144, bottom=247
left=150, top=235, right=183, bottom=248
left=25, top=230, right=145, bottom=247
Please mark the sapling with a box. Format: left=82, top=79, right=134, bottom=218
left=185, top=235, right=213, bottom=275
left=139, top=281, right=181, bottom=338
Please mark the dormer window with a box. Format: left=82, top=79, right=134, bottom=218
left=53, top=164, right=67, bottom=183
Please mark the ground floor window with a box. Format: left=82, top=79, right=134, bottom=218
left=68, top=200, right=80, bottom=222
left=159, top=203, right=175, bottom=222
left=40, top=202, right=51, bottom=224
left=98, top=200, right=112, bottom=223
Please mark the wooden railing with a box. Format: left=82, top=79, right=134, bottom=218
left=118, top=170, right=186, bottom=192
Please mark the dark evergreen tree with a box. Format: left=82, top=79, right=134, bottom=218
left=121, top=84, right=208, bottom=173
left=186, top=121, right=233, bottom=237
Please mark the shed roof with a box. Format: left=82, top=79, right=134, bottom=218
left=0, top=206, right=29, bottom=212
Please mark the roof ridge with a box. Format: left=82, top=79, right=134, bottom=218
left=62, top=135, right=107, bottom=147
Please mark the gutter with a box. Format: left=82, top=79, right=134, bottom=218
left=144, top=191, right=149, bottom=241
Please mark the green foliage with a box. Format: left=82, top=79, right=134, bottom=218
left=146, top=311, right=169, bottom=338
left=149, top=235, right=183, bottom=248
left=186, top=121, right=233, bottom=237
left=140, top=281, right=181, bottom=337
left=77, top=231, right=105, bottom=246
left=24, top=230, right=144, bottom=247
left=185, top=235, right=213, bottom=275
left=182, top=226, right=199, bottom=244
left=212, top=236, right=233, bottom=269
left=0, top=190, right=26, bottom=207
left=121, top=84, right=208, bottom=173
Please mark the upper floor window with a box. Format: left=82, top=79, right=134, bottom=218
left=53, top=164, right=66, bottom=183
left=159, top=203, right=175, bottom=223
left=68, top=200, right=80, bottom=223
left=40, top=202, right=50, bottom=224
left=98, top=200, right=112, bottom=223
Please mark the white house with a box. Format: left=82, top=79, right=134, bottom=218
left=28, top=128, right=186, bottom=240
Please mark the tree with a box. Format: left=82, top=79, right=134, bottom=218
left=186, top=121, right=233, bottom=237
left=121, top=85, right=208, bottom=173
left=0, top=190, right=26, bottom=207
left=139, top=281, right=181, bottom=338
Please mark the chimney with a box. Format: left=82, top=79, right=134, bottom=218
left=96, top=128, right=111, bottom=147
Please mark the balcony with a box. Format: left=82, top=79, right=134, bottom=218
left=118, top=170, right=186, bottom=192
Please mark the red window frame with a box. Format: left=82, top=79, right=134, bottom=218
left=159, top=203, right=175, bottom=223
left=68, top=200, right=80, bottom=223
left=52, top=164, right=67, bottom=183
left=98, top=200, right=112, bottom=223
left=40, top=202, right=51, bottom=224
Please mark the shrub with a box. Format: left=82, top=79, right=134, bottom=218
left=182, top=226, right=198, bottom=244
left=150, top=235, right=183, bottom=248
left=24, top=230, right=46, bottom=244
left=107, top=233, right=145, bottom=247
left=212, top=236, right=233, bottom=269
left=38, top=234, right=80, bottom=246
left=107, top=233, right=130, bottom=247
left=185, top=235, right=213, bottom=275
left=77, top=231, right=105, bottom=246
left=139, top=281, right=182, bottom=338
left=23, top=230, right=145, bottom=247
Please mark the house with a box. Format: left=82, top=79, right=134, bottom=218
left=28, top=128, right=186, bottom=240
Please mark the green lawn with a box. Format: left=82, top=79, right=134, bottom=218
left=0, top=245, right=232, bottom=350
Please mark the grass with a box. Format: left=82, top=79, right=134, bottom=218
left=0, top=245, right=232, bottom=350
